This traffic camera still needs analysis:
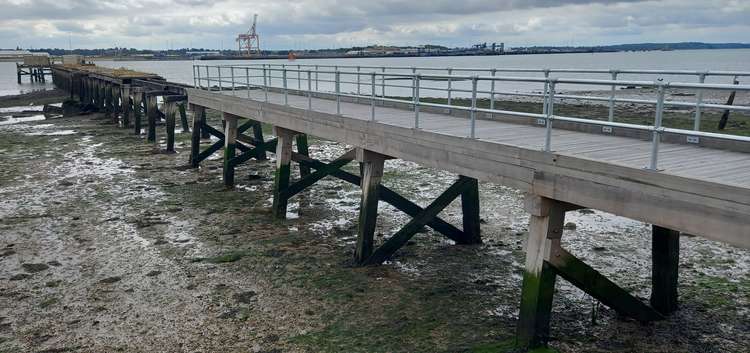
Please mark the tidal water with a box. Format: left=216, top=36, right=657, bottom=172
left=2, top=49, right=749, bottom=96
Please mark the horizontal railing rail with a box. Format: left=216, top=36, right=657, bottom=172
left=192, top=64, right=750, bottom=172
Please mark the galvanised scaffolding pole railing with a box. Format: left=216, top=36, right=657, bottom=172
left=193, top=64, right=750, bottom=171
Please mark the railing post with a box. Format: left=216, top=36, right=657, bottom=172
left=380, top=67, right=386, bottom=102
left=544, top=81, right=556, bottom=152
left=192, top=65, right=197, bottom=88
left=205, top=66, right=211, bottom=90
left=608, top=70, right=619, bottom=122
left=357, top=66, right=361, bottom=96
left=411, top=67, right=417, bottom=98
left=307, top=70, right=312, bottom=111
left=263, top=66, right=268, bottom=102
left=693, top=72, right=707, bottom=131
left=230, top=66, right=236, bottom=94
left=217, top=66, right=223, bottom=91
left=297, top=64, right=301, bottom=90
left=370, top=72, right=376, bottom=121
left=283, top=68, right=288, bottom=106
left=490, top=68, right=497, bottom=114
left=315, top=65, right=319, bottom=91
left=541, top=69, right=550, bottom=115
left=447, top=68, right=453, bottom=106
left=336, top=70, right=341, bottom=115
left=649, top=84, right=666, bottom=170
left=246, top=67, right=251, bottom=99
left=470, top=76, right=478, bottom=138
left=414, top=74, right=420, bottom=129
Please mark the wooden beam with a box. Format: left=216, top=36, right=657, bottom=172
left=651, top=225, right=680, bottom=315
left=121, top=85, right=131, bottom=128
left=272, top=127, right=297, bottom=219
left=548, top=246, right=664, bottom=323
left=355, top=149, right=386, bottom=264
left=165, top=101, right=177, bottom=153
left=460, top=176, right=482, bottom=244
left=516, top=195, right=565, bottom=349
left=189, top=104, right=205, bottom=168
left=178, top=102, right=190, bottom=133
left=132, top=92, right=143, bottom=135
left=223, top=113, right=239, bottom=187
left=146, top=95, right=158, bottom=142
left=279, top=150, right=355, bottom=200
left=363, top=176, right=472, bottom=265
left=296, top=134, right=311, bottom=177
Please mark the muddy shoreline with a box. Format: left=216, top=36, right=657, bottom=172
left=0, top=92, right=748, bottom=353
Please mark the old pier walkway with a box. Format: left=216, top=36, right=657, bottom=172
left=52, top=63, right=750, bottom=350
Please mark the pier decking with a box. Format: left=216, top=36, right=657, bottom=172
left=51, top=63, right=750, bottom=350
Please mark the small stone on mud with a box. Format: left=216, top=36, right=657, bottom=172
left=593, top=246, right=607, bottom=252
left=153, top=239, right=169, bottom=245
left=58, top=180, right=74, bottom=187
left=234, top=291, right=258, bottom=304
left=10, top=273, right=31, bottom=281
left=563, top=222, right=577, bottom=230
left=218, top=308, right=239, bottom=319
left=99, top=276, right=122, bottom=284
left=22, top=263, right=50, bottom=273
left=47, top=260, right=62, bottom=267
left=145, top=270, right=162, bottom=277
left=0, top=249, right=15, bottom=257
left=46, top=280, right=62, bottom=287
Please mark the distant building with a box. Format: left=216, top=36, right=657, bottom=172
left=0, top=50, right=49, bottom=59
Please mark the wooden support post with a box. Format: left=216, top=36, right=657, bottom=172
left=189, top=104, right=205, bottom=167
left=165, top=101, right=177, bottom=153
left=460, top=176, right=482, bottom=244
left=121, top=85, right=131, bottom=128
left=111, top=85, right=120, bottom=125
left=651, top=225, right=680, bottom=315
left=355, top=149, right=387, bottom=264
left=272, top=127, right=297, bottom=219
left=516, top=195, right=565, bottom=349
left=146, top=95, right=158, bottom=143
left=200, top=108, right=210, bottom=139
left=223, top=113, right=239, bottom=186
left=133, top=91, right=143, bottom=135
left=252, top=121, right=268, bottom=160
left=178, top=102, right=190, bottom=132
left=296, top=134, right=311, bottom=177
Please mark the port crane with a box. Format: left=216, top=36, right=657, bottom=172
left=237, top=14, right=261, bottom=56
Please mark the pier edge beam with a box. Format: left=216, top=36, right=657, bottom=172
left=146, top=94, right=158, bottom=143
left=189, top=104, right=205, bottom=167
left=165, top=101, right=177, bottom=153
left=132, top=90, right=144, bottom=135
left=651, top=225, right=680, bottom=315
left=354, top=149, right=387, bottom=264
left=222, top=113, right=239, bottom=186
left=272, top=127, right=298, bottom=219
left=121, top=85, right=131, bottom=128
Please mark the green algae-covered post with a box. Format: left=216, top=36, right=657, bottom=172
left=651, top=225, right=680, bottom=314
left=189, top=104, right=205, bottom=168
left=146, top=94, right=158, bottom=143
left=132, top=90, right=143, bottom=135
left=165, top=100, right=177, bottom=153
left=272, top=127, right=296, bottom=219
left=460, top=176, right=482, bottom=245
left=121, top=84, right=131, bottom=128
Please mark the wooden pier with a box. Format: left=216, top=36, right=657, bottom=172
left=51, top=64, right=750, bottom=351
left=16, top=56, right=53, bottom=84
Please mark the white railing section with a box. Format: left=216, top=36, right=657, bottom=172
left=192, top=64, right=750, bottom=171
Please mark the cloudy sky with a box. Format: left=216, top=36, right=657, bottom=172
left=1, top=0, right=748, bottom=50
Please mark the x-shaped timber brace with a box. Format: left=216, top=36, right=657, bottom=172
left=516, top=195, right=680, bottom=350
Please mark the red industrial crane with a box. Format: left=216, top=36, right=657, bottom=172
left=237, top=14, right=260, bottom=56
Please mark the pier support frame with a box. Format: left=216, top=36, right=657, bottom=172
left=272, top=127, right=296, bottom=219
left=132, top=89, right=144, bottom=135
left=121, top=85, right=131, bottom=128
left=516, top=195, right=665, bottom=350
left=146, top=93, right=159, bottom=143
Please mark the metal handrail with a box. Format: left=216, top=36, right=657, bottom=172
left=192, top=64, right=750, bottom=172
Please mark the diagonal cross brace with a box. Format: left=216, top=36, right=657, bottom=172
left=229, top=138, right=278, bottom=168
left=279, top=150, right=355, bottom=200
left=363, top=176, right=475, bottom=265
left=292, top=153, right=467, bottom=243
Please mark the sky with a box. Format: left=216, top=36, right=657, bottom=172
left=0, top=0, right=748, bottom=50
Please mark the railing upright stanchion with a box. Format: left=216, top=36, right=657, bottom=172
left=447, top=68, right=453, bottom=113
left=315, top=65, right=319, bottom=91
left=217, top=66, right=223, bottom=91
left=283, top=68, right=288, bottom=106
left=205, top=66, right=211, bottom=90
left=370, top=72, right=376, bottom=121
left=195, top=65, right=201, bottom=89
left=246, top=67, right=251, bottom=99
left=192, top=65, right=197, bottom=88
left=414, top=74, right=420, bottom=129
left=541, top=69, right=550, bottom=115
left=335, top=70, right=341, bottom=115
left=380, top=67, right=386, bottom=104
left=649, top=84, right=666, bottom=170
left=263, top=66, right=268, bottom=102
left=608, top=70, right=618, bottom=121
left=357, top=66, right=361, bottom=97
left=230, top=66, right=236, bottom=95
left=544, top=80, right=556, bottom=152
left=490, top=69, right=497, bottom=115
left=297, top=64, right=301, bottom=90
left=694, top=72, right=707, bottom=130
left=470, top=76, right=478, bottom=138
left=307, top=70, right=312, bottom=111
